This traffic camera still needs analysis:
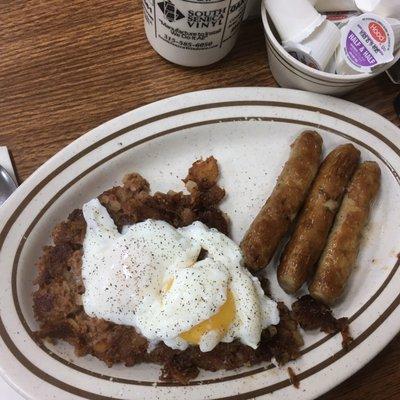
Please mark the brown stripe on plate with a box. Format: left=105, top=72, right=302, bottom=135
left=213, top=281, right=400, bottom=400
left=2, top=263, right=400, bottom=400
left=0, top=100, right=399, bottom=398
left=9, top=116, right=400, bottom=387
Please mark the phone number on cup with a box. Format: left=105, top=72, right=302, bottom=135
left=163, top=35, right=213, bottom=48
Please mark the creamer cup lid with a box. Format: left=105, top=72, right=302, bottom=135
left=324, top=10, right=361, bottom=26
left=311, top=0, right=358, bottom=12
left=264, top=0, right=326, bottom=45
left=284, top=20, right=341, bottom=71
left=285, top=43, right=322, bottom=70
left=355, top=0, right=400, bottom=19
left=340, top=12, right=395, bottom=73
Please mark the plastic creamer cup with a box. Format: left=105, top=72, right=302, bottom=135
left=323, top=11, right=361, bottom=26
left=264, top=0, right=325, bottom=45
left=308, top=0, right=360, bottom=26
left=325, top=54, right=337, bottom=73
left=261, top=4, right=398, bottom=95
left=337, top=13, right=396, bottom=74
left=386, top=17, right=400, bottom=51
left=355, top=0, right=400, bottom=19
left=284, top=19, right=341, bottom=70
left=309, top=0, right=358, bottom=12
left=143, top=0, right=249, bottom=67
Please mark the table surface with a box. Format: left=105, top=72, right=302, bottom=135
left=1, top=1, right=400, bottom=399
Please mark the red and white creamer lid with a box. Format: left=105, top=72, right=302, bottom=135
left=340, top=13, right=395, bottom=73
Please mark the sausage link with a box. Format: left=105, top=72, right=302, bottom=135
left=240, top=131, right=323, bottom=271
left=277, top=144, right=360, bottom=294
left=309, top=161, right=381, bottom=305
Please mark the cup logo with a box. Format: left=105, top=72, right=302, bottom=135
left=158, top=0, right=185, bottom=23
left=368, top=22, right=386, bottom=43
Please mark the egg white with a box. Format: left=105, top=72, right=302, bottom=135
left=82, top=199, right=279, bottom=352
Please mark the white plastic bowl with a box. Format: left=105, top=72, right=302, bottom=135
left=261, top=5, right=400, bottom=95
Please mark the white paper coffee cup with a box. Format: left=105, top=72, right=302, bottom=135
left=264, top=0, right=325, bottom=45
left=284, top=19, right=341, bottom=71
left=143, top=0, right=249, bottom=67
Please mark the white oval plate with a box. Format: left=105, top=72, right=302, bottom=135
left=1, top=88, right=400, bottom=400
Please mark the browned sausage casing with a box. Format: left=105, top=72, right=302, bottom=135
left=309, top=161, right=381, bottom=305
left=277, top=144, right=360, bottom=294
left=240, top=131, right=323, bottom=271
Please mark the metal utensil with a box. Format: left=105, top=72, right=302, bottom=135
left=0, top=165, right=18, bottom=206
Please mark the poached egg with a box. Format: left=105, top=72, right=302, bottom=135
left=82, top=198, right=279, bottom=352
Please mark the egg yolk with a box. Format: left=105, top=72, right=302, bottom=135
left=163, top=277, right=174, bottom=293
left=179, top=290, right=236, bottom=345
